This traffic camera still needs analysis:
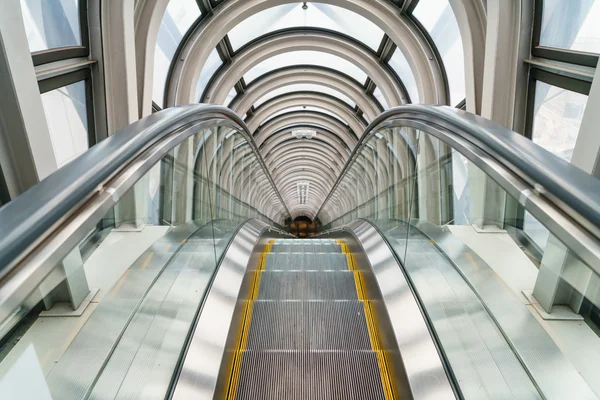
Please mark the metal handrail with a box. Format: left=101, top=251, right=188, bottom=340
left=0, top=104, right=291, bottom=276
left=316, top=105, right=600, bottom=238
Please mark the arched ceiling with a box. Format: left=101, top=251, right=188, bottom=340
left=139, top=0, right=486, bottom=220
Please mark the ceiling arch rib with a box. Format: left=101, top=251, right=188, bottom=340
left=230, top=66, right=381, bottom=121
left=247, top=91, right=367, bottom=134
left=202, top=28, right=406, bottom=109
left=166, top=0, right=446, bottom=107
left=254, top=111, right=357, bottom=148
left=261, top=129, right=351, bottom=162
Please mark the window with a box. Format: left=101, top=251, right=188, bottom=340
left=373, top=87, right=389, bottom=110
left=413, top=0, right=465, bottom=106
left=539, top=0, right=600, bottom=54
left=224, top=88, right=237, bottom=106
left=389, top=48, right=419, bottom=103
left=227, top=3, right=384, bottom=51
left=530, top=80, right=588, bottom=162
left=154, top=0, right=201, bottom=107
left=195, top=48, right=222, bottom=102
left=243, top=51, right=368, bottom=85
left=41, top=80, right=90, bottom=168
left=20, top=0, right=82, bottom=52
left=254, top=84, right=356, bottom=108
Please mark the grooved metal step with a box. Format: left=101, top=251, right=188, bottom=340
left=257, top=271, right=357, bottom=300
left=270, top=243, right=342, bottom=253
left=265, top=253, right=348, bottom=271
left=235, top=351, right=386, bottom=400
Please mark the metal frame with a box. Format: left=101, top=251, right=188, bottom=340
left=30, top=0, right=90, bottom=66
left=37, top=68, right=98, bottom=150
left=531, top=0, right=600, bottom=68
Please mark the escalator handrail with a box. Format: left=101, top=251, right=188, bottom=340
left=0, top=104, right=291, bottom=275
left=317, top=104, right=600, bottom=236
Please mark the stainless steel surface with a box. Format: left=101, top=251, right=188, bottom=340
left=342, top=220, right=457, bottom=400
left=0, top=104, right=290, bottom=327
left=171, top=219, right=268, bottom=399
left=413, top=221, right=598, bottom=400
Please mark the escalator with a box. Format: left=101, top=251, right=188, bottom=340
left=0, top=104, right=600, bottom=399
left=224, top=238, right=393, bottom=400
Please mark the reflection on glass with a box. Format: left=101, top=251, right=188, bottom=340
left=0, top=125, right=285, bottom=398
left=373, top=87, right=389, bottom=110
left=531, top=81, right=588, bottom=162
left=389, top=48, right=420, bottom=103
left=195, top=48, right=222, bottom=102
left=154, top=0, right=201, bottom=107
left=523, top=210, right=550, bottom=251
left=413, top=0, right=465, bottom=106
left=20, top=0, right=81, bottom=52
left=227, top=3, right=384, bottom=51
left=254, top=84, right=356, bottom=108
left=540, top=0, right=600, bottom=54
left=41, top=81, right=89, bottom=168
left=243, top=51, right=368, bottom=85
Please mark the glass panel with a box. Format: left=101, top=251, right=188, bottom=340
left=262, top=106, right=345, bottom=124
left=373, top=87, right=389, bottom=110
left=540, top=0, right=600, bottom=54
left=413, top=0, right=465, bottom=106
left=227, top=3, right=384, bottom=51
left=20, top=0, right=81, bottom=52
left=153, top=0, right=201, bottom=107
left=389, top=48, right=420, bottom=103
left=531, top=81, right=588, bottom=162
left=318, top=122, right=600, bottom=396
left=243, top=51, right=368, bottom=84
left=0, top=124, right=285, bottom=398
left=254, top=84, right=356, bottom=108
left=195, top=48, right=222, bottom=102
left=224, top=88, right=237, bottom=106
left=41, top=80, right=89, bottom=168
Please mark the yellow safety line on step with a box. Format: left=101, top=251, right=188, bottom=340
left=340, top=241, right=395, bottom=400
left=226, top=240, right=274, bottom=400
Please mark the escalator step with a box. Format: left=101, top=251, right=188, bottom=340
left=265, top=253, right=349, bottom=271
left=235, top=351, right=386, bottom=400
left=257, top=271, right=358, bottom=300
left=246, top=301, right=371, bottom=350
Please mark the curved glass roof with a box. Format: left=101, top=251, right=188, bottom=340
left=262, top=106, right=346, bottom=125
left=243, top=51, right=368, bottom=85
left=413, top=0, right=465, bottom=106
left=154, top=0, right=201, bottom=107
left=389, top=48, right=420, bottom=103
left=373, top=87, right=389, bottom=110
left=254, top=84, right=356, bottom=109
left=227, top=3, right=385, bottom=51
left=195, top=48, right=223, bottom=102
left=20, top=0, right=81, bottom=52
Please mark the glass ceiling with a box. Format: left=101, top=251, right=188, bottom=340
left=243, top=51, right=368, bottom=85
left=227, top=3, right=385, bottom=52
left=154, top=0, right=201, bottom=107
left=373, top=87, right=389, bottom=110
left=195, top=48, right=223, bottom=102
left=413, top=0, right=465, bottom=106
left=263, top=106, right=345, bottom=125
left=389, top=48, right=420, bottom=103
left=254, top=84, right=356, bottom=109
left=20, top=0, right=82, bottom=52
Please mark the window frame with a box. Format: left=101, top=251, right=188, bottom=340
left=37, top=68, right=97, bottom=151
left=531, top=0, right=600, bottom=68
left=30, top=0, right=90, bottom=67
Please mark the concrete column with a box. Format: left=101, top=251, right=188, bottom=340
left=0, top=2, right=58, bottom=198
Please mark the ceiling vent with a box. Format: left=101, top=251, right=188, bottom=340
left=297, top=182, right=310, bottom=205
left=292, top=129, right=317, bottom=139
